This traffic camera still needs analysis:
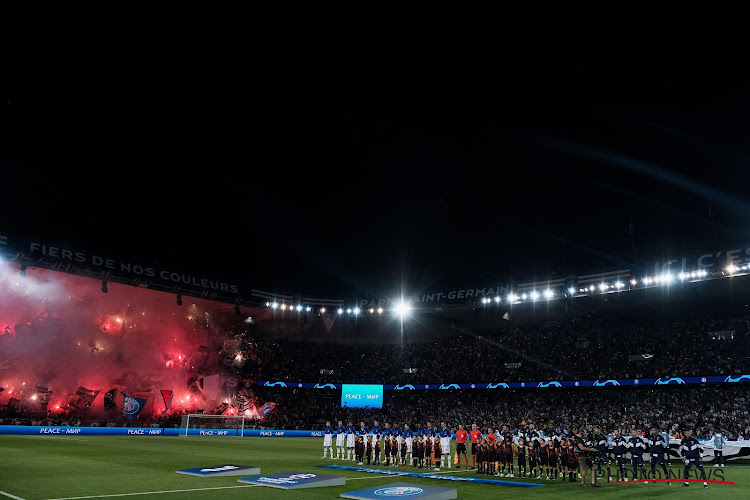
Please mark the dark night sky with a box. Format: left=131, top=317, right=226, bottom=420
left=3, top=2, right=750, bottom=300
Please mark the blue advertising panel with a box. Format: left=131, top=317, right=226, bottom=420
left=238, top=471, right=346, bottom=489
left=341, top=482, right=457, bottom=500
left=322, top=465, right=544, bottom=488
left=258, top=374, right=749, bottom=390
left=0, top=426, right=328, bottom=437
left=341, top=384, right=383, bottom=408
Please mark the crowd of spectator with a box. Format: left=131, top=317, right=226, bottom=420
left=3, top=307, right=749, bottom=437
left=231, top=312, right=750, bottom=383
left=256, top=384, right=750, bottom=441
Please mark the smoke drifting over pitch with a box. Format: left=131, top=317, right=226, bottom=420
left=0, top=259, right=257, bottom=420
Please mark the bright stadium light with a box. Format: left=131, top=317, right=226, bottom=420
left=508, top=294, right=519, bottom=302
left=630, top=279, right=637, bottom=285
left=296, top=304, right=303, bottom=312
left=543, top=289, right=553, bottom=299
left=271, top=302, right=279, bottom=309
left=346, top=308, right=352, bottom=314
left=521, top=293, right=528, bottom=300
left=727, top=265, right=737, bottom=274
left=589, top=285, right=595, bottom=292
left=568, top=287, right=576, bottom=295
left=615, top=281, right=624, bottom=289
left=377, top=307, right=383, bottom=314
left=599, top=283, right=608, bottom=292
left=530, top=291, right=540, bottom=301
left=494, top=296, right=501, bottom=303
left=394, top=300, right=411, bottom=318
left=337, top=308, right=343, bottom=314
left=353, top=307, right=361, bottom=315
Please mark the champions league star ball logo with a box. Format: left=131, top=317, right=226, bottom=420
left=485, top=383, right=509, bottom=389
left=264, top=381, right=287, bottom=388
left=593, top=380, right=620, bottom=387
left=487, top=382, right=508, bottom=389
left=654, top=377, right=685, bottom=385
left=537, top=381, right=562, bottom=388
left=374, top=487, right=424, bottom=496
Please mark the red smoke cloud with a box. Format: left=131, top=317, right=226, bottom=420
left=0, top=259, right=261, bottom=419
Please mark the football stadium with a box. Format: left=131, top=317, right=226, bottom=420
left=2, top=230, right=750, bottom=499
left=4, top=3, right=750, bottom=500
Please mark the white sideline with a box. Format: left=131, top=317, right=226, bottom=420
left=0, top=490, right=27, bottom=500
left=43, top=485, right=259, bottom=500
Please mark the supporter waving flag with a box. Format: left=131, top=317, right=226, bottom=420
left=121, top=391, right=147, bottom=420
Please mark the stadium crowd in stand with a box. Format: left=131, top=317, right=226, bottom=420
left=3, top=384, right=749, bottom=441
left=251, top=384, right=750, bottom=440
left=2, top=310, right=749, bottom=438
left=238, top=313, right=749, bottom=383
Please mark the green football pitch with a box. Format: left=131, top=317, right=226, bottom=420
left=0, top=435, right=746, bottom=500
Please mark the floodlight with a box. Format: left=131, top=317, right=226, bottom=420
left=394, top=301, right=411, bottom=318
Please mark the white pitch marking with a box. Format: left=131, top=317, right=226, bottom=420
left=0, top=490, right=27, bottom=500
left=43, top=485, right=259, bottom=500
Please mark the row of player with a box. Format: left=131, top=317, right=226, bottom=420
left=322, top=419, right=721, bottom=488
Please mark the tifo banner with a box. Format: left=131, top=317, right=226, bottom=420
left=36, top=386, right=52, bottom=410
left=160, top=389, right=174, bottom=414
left=68, top=386, right=101, bottom=410
left=258, top=374, right=750, bottom=390
left=259, top=402, right=276, bottom=421
left=121, top=392, right=147, bottom=420
left=234, top=395, right=277, bottom=422
left=103, top=388, right=118, bottom=410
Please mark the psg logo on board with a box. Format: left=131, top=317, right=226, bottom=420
left=123, top=397, right=140, bottom=416
left=374, top=487, right=424, bottom=496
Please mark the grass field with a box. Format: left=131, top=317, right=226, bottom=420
left=0, top=435, right=746, bottom=500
